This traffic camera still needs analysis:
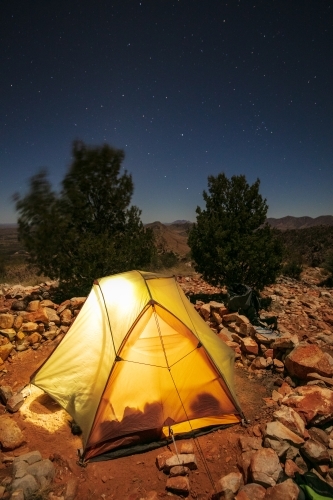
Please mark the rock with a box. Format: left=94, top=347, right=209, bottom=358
left=250, top=448, right=283, bottom=487
left=26, top=300, right=40, bottom=312
left=271, top=335, right=299, bottom=349
left=307, top=372, right=333, bottom=387
left=164, top=453, right=197, bottom=472
left=60, top=308, right=72, bottom=326
left=238, top=450, right=257, bottom=484
left=27, top=332, right=42, bottom=345
left=272, top=359, right=284, bottom=372
left=264, top=421, right=304, bottom=447
left=24, top=308, right=49, bottom=324
left=239, top=436, right=262, bottom=453
left=180, top=442, right=194, bottom=454
left=271, top=390, right=283, bottom=402
left=13, top=315, right=23, bottom=330
left=11, top=300, right=28, bottom=311
left=223, top=313, right=240, bottom=323
left=155, top=451, right=174, bottom=470
left=169, top=465, right=189, bottom=477
left=264, top=478, right=300, bottom=499
left=301, top=439, right=330, bottom=465
left=0, top=343, right=14, bottom=361
left=215, top=471, right=244, bottom=499
left=11, top=475, right=38, bottom=498
left=284, top=459, right=303, bottom=477
left=0, top=415, right=25, bottom=450
left=282, top=385, right=333, bottom=426
left=273, top=406, right=306, bottom=438
left=27, top=458, right=55, bottom=480
left=20, top=322, right=38, bottom=333
left=308, top=427, right=330, bottom=447
left=13, top=451, right=42, bottom=465
left=235, top=483, right=266, bottom=500
left=6, top=393, right=25, bottom=413
left=285, top=343, right=333, bottom=380
left=240, top=337, right=259, bottom=356
left=212, top=311, right=222, bottom=325
left=295, top=455, right=309, bottom=473
left=0, top=385, right=13, bottom=404
left=200, top=304, right=211, bottom=320
left=250, top=357, right=267, bottom=370
left=285, top=445, right=301, bottom=461
left=0, top=328, right=16, bottom=342
left=44, top=307, right=61, bottom=325
left=236, top=315, right=250, bottom=325
left=0, top=313, right=14, bottom=329
left=165, top=475, right=190, bottom=496
left=9, top=489, right=25, bottom=500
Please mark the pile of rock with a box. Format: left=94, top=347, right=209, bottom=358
left=211, top=379, right=333, bottom=499
left=0, top=449, right=78, bottom=500
left=156, top=442, right=197, bottom=497
left=0, top=282, right=86, bottom=366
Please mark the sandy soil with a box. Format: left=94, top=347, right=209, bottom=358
left=0, top=339, right=278, bottom=500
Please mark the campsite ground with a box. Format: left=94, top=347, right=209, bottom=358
left=0, top=342, right=276, bottom=499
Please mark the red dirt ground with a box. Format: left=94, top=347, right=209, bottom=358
left=0, top=339, right=277, bottom=499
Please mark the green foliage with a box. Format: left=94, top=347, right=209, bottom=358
left=14, top=141, right=156, bottom=297
left=158, top=250, right=179, bottom=269
left=188, top=173, right=283, bottom=290
left=323, top=250, right=333, bottom=276
left=282, top=260, right=303, bottom=280
left=275, top=226, right=333, bottom=268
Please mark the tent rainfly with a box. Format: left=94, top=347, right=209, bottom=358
left=31, top=270, right=244, bottom=462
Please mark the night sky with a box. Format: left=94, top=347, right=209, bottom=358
left=1, top=1, right=332, bottom=224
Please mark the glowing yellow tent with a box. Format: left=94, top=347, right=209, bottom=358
left=31, top=270, right=243, bottom=461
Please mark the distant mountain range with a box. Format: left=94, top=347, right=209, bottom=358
left=146, top=216, right=333, bottom=256
left=266, top=215, right=333, bottom=230
left=1, top=216, right=333, bottom=258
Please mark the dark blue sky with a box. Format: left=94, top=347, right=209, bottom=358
left=1, top=0, right=332, bottom=224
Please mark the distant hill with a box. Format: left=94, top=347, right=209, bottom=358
left=267, top=215, right=333, bottom=230
left=145, top=221, right=191, bottom=257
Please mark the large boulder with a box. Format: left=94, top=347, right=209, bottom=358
left=250, top=448, right=282, bottom=487
left=215, top=472, right=244, bottom=499
left=282, top=385, right=333, bottom=426
left=285, top=343, right=333, bottom=380
left=0, top=415, right=25, bottom=450
left=264, top=478, right=300, bottom=499
left=273, top=406, right=306, bottom=438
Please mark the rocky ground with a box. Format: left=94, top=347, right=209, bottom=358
left=0, top=267, right=332, bottom=499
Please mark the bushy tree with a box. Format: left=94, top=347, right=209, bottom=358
left=14, top=141, right=156, bottom=297
left=188, top=173, right=282, bottom=290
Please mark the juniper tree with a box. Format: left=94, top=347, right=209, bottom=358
left=188, top=173, right=282, bottom=291
left=14, top=141, right=156, bottom=297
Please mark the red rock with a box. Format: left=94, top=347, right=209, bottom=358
left=282, top=385, right=333, bottom=426
left=24, top=308, right=49, bottom=324
left=240, top=337, right=259, bottom=356
left=165, top=475, right=190, bottom=496
left=285, top=343, right=333, bottom=379
left=284, top=459, right=303, bottom=477
left=155, top=451, right=173, bottom=470
left=235, top=483, right=266, bottom=500
left=264, top=349, right=274, bottom=359
left=264, top=478, right=300, bottom=499
left=250, top=448, right=282, bottom=487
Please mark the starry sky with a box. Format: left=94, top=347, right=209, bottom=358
left=1, top=0, right=332, bottom=224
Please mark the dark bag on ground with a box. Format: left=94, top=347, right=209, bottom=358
left=226, top=283, right=277, bottom=329
left=294, top=471, right=333, bottom=499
